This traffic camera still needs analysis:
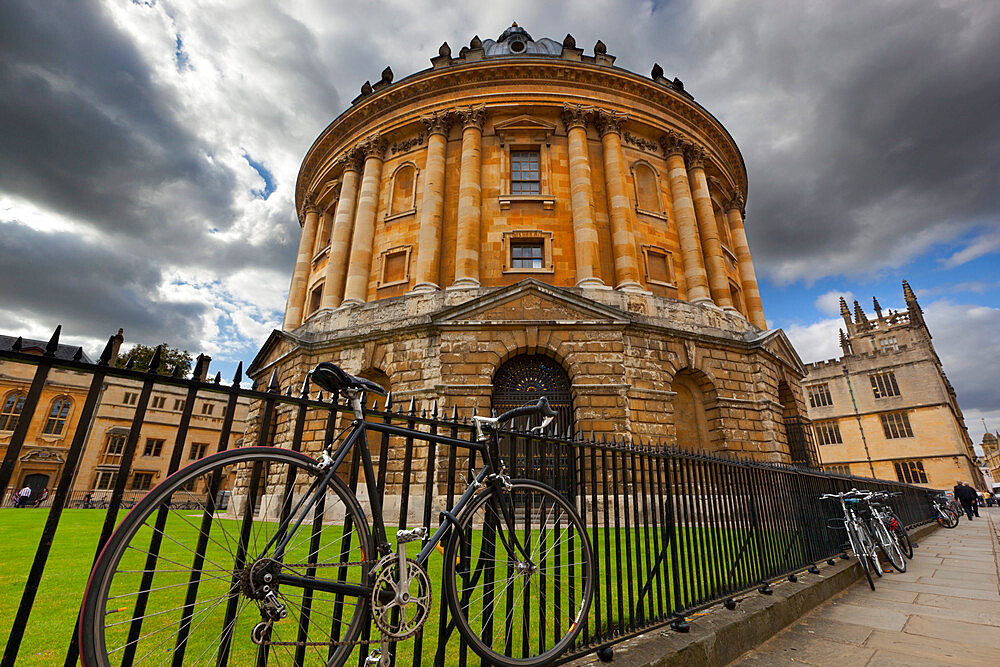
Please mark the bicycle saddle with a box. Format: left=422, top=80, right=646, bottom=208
left=311, top=362, right=387, bottom=396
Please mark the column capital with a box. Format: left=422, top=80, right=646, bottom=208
left=724, top=191, right=746, bottom=213
left=455, top=105, right=487, bottom=131
left=337, top=147, right=365, bottom=173
left=421, top=110, right=453, bottom=136
left=359, top=133, right=388, bottom=160
left=684, top=144, right=705, bottom=170
left=300, top=191, right=320, bottom=219
left=561, top=103, right=593, bottom=131
left=594, top=109, right=628, bottom=137
left=658, top=130, right=688, bottom=157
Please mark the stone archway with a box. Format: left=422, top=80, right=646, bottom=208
left=671, top=369, right=713, bottom=451
left=491, top=354, right=575, bottom=496
left=778, top=379, right=815, bottom=466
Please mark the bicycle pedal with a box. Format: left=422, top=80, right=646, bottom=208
left=397, top=527, right=428, bottom=544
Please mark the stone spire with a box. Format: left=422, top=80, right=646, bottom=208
left=839, top=296, right=852, bottom=327
left=839, top=328, right=852, bottom=355
left=853, top=299, right=868, bottom=325
left=902, top=279, right=925, bottom=328
left=872, top=296, right=883, bottom=319
left=902, top=279, right=919, bottom=308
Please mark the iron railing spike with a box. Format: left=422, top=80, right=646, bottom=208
left=372, top=399, right=379, bottom=411
left=386, top=391, right=394, bottom=410
left=407, top=397, right=416, bottom=414
left=266, top=368, right=279, bottom=392
left=171, top=364, right=182, bottom=377
left=316, top=391, right=324, bottom=402
left=191, top=355, right=205, bottom=381
left=147, top=345, right=163, bottom=373
left=286, top=385, right=293, bottom=396
left=97, top=335, right=115, bottom=365
left=11, top=336, right=23, bottom=352
left=450, top=404, right=458, bottom=421
left=214, top=371, right=222, bottom=385
left=125, top=357, right=135, bottom=370
left=44, top=325, right=62, bottom=356
left=233, top=361, right=244, bottom=387
left=431, top=400, right=438, bottom=418
left=73, top=347, right=84, bottom=361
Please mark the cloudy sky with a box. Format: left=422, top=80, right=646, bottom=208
left=2, top=0, right=998, bottom=441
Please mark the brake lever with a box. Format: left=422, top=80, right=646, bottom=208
left=529, top=415, right=555, bottom=434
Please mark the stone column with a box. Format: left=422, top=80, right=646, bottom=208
left=451, top=106, right=486, bottom=289
left=282, top=192, right=320, bottom=329
left=726, top=195, right=766, bottom=328
left=687, top=145, right=733, bottom=309
left=322, top=152, right=362, bottom=309
left=596, top=109, right=644, bottom=292
left=562, top=104, right=604, bottom=288
left=341, top=134, right=386, bottom=306
left=660, top=132, right=711, bottom=303
left=412, top=111, right=452, bottom=292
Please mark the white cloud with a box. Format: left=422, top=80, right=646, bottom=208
left=813, top=290, right=854, bottom=317
left=942, top=229, right=1000, bottom=268
left=783, top=316, right=843, bottom=363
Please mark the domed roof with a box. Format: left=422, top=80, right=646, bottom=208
left=482, top=23, right=561, bottom=57
left=984, top=431, right=998, bottom=444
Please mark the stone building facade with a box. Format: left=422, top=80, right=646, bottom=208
left=1, top=332, right=249, bottom=505
left=249, top=26, right=813, bottom=473
left=980, top=432, right=999, bottom=492
left=803, top=282, right=982, bottom=490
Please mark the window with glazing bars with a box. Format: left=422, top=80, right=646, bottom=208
left=143, top=438, right=164, bottom=457
left=807, top=383, right=833, bottom=408
left=814, top=420, right=843, bottom=445
left=43, top=398, right=70, bottom=435
left=880, top=411, right=913, bottom=438
left=0, top=393, right=25, bottom=431
left=510, top=150, right=540, bottom=194
left=894, top=459, right=927, bottom=484
left=870, top=371, right=900, bottom=398
left=824, top=464, right=850, bottom=475
left=131, top=473, right=154, bottom=491
left=510, top=241, right=544, bottom=269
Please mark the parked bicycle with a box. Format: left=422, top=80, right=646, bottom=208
left=857, top=490, right=907, bottom=572
left=868, top=491, right=913, bottom=561
left=931, top=493, right=959, bottom=528
left=80, top=362, right=595, bottom=667
left=820, top=490, right=883, bottom=590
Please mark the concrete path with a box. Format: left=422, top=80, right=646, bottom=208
left=731, top=507, right=1000, bottom=667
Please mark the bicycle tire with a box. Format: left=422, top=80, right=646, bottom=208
left=443, top=479, right=595, bottom=667
left=937, top=507, right=959, bottom=528
left=888, top=512, right=913, bottom=559
left=846, top=522, right=875, bottom=591
left=80, top=447, right=374, bottom=667
left=872, top=517, right=905, bottom=572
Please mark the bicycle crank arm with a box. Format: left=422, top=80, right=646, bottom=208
left=276, top=573, right=371, bottom=598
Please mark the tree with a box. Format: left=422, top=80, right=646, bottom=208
left=114, top=343, right=194, bottom=375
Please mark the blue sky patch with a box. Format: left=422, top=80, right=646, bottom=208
left=243, top=152, right=276, bottom=200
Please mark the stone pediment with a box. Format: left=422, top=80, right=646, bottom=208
left=435, top=280, right=628, bottom=326
left=493, top=115, right=557, bottom=144
left=752, top=328, right=807, bottom=377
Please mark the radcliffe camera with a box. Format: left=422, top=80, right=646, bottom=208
left=2, top=4, right=998, bottom=667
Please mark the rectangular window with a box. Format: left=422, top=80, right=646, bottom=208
left=105, top=434, right=127, bottom=455
left=151, top=395, right=166, bottom=409
left=870, top=371, right=900, bottom=398
left=510, top=241, right=544, bottom=269
left=189, top=442, right=209, bottom=460
left=880, top=412, right=913, bottom=439
left=643, top=247, right=674, bottom=286
left=510, top=150, right=540, bottom=195
left=807, top=383, right=833, bottom=408
left=380, top=248, right=410, bottom=286
left=879, top=336, right=898, bottom=352
left=131, top=473, right=154, bottom=491
left=143, top=438, right=165, bottom=457
left=201, top=403, right=214, bottom=416
left=894, top=460, right=928, bottom=484
left=824, top=464, right=850, bottom=476
left=814, top=420, right=843, bottom=445
left=95, top=471, right=117, bottom=490
left=173, top=398, right=185, bottom=411
left=123, top=392, right=138, bottom=405
left=308, top=284, right=323, bottom=315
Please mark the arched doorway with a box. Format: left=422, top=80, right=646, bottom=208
left=491, top=355, right=574, bottom=495
left=779, top=380, right=816, bottom=466
left=672, top=370, right=712, bottom=450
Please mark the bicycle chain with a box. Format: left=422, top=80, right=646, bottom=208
left=257, top=558, right=386, bottom=648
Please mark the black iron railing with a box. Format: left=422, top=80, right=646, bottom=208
left=0, top=329, right=940, bottom=666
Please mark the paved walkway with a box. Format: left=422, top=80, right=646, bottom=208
left=732, top=507, right=1000, bottom=666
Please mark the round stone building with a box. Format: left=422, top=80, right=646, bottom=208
left=249, top=26, right=813, bottom=465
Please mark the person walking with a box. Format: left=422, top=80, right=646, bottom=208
left=953, top=481, right=977, bottom=520
left=964, top=482, right=981, bottom=517
left=13, top=484, right=32, bottom=508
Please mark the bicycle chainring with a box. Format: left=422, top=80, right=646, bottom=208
left=370, top=555, right=431, bottom=640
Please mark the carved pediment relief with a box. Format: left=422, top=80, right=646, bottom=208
left=436, top=280, right=628, bottom=325
left=19, top=448, right=66, bottom=464
left=755, top=329, right=806, bottom=376
left=493, top=115, right=557, bottom=145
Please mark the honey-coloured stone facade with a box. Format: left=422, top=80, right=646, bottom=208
left=251, top=26, right=811, bottom=481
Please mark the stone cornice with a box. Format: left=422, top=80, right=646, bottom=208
left=295, top=59, right=747, bottom=212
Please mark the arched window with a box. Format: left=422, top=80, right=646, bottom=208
left=389, top=164, right=416, bottom=216
left=714, top=205, right=732, bottom=248
left=313, top=212, right=332, bottom=255
left=43, top=397, right=71, bottom=435
left=632, top=162, right=661, bottom=213
left=0, top=392, right=25, bottom=431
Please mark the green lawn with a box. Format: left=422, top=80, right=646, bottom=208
left=1, top=509, right=808, bottom=666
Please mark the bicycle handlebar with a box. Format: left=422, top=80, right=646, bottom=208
left=495, top=396, right=557, bottom=426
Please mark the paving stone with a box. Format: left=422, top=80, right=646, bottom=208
left=857, top=588, right=918, bottom=603
left=902, top=614, right=1000, bottom=649
left=927, top=569, right=997, bottom=583
left=738, top=633, right=874, bottom=667
left=887, top=580, right=1000, bottom=601
left=863, top=629, right=1000, bottom=666
left=918, top=573, right=997, bottom=587
left=864, top=648, right=958, bottom=666
left=812, top=601, right=907, bottom=631
left=781, top=618, right=873, bottom=646
left=914, top=592, right=1000, bottom=614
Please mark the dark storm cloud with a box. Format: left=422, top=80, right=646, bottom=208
left=0, top=222, right=207, bottom=349
left=0, top=0, right=238, bottom=240
left=666, top=1, right=1000, bottom=282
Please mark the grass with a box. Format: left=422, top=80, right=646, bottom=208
left=1, top=507, right=808, bottom=666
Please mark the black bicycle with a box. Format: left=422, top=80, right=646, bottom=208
left=80, top=362, right=594, bottom=667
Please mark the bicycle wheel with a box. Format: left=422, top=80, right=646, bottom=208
left=80, top=447, right=374, bottom=667
left=937, top=507, right=959, bottom=528
left=872, top=517, right=906, bottom=572
left=888, top=512, right=913, bottom=559
left=846, top=522, right=875, bottom=591
left=443, top=479, right=595, bottom=667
